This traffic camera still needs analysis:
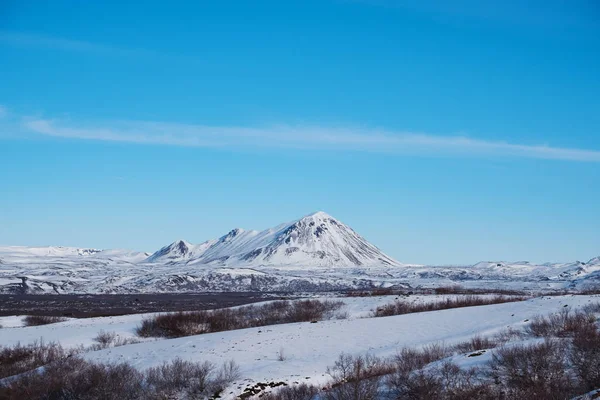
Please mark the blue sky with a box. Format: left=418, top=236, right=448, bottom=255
left=1, top=0, right=599, bottom=264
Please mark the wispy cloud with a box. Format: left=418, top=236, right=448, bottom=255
left=0, top=105, right=8, bottom=119
left=21, top=117, right=600, bottom=162
left=0, top=32, right=159, bottom=58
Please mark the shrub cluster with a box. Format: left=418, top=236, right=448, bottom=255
left=325, top=353, right=394, bottom=400
left=490, top=340, right=574, bottom=400
left=23, top=315, right=67, bottom=326
left=344, top=287, right=527, bottom=297
left=373, top=295, right=527, bottom=317
left=265, top=305, right=600, bottom=400
left=0, top=357, right=239, bottom=400
left=0, top=340, right=74, bottom=379
left=526, top=308, right=597, bottom=338
left=137, top=299, right=344, bottom=338
left=260, top=383, right=320, bottom=400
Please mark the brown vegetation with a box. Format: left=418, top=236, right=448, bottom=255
left=136, top=299, right=344, bottom=338
left=526, top=308, right=597, bottom=337
left=490, top=340, right=575, bottom=400
left=261, top=303, right=600, bottom=400
left=23, top=315, right=67, bottom=326
left=373, top=295, right=527, bottom=317
left=0, top=356, right=239, bottom=400
left=0, top=340, right=74, bottom=379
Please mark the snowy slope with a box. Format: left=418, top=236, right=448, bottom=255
left=145, top=211, right=402, bottom=268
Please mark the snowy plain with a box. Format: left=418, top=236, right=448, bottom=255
left=2, top=294, right=599, bottom=399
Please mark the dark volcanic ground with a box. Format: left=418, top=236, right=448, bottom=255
left=0, top=293, right=287, bottom=317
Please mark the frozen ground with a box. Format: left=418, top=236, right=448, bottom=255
left=2, top=294, right=598, bottom=399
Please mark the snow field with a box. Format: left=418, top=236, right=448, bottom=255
left=2, top=294, right=598, bottom=399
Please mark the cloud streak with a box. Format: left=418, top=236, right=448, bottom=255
left=0, top=32, right=160, bottom=58
left=21, top=117, right=600, bottom=162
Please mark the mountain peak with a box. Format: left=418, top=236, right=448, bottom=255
left=146, top=239, right=192, bottom=262
left=146, top=211, right=401, bottom=268
left=303, top=211, right=333, bottom=219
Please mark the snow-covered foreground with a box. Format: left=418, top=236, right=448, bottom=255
left=2, top=295, right=596, bottom=399
left=0, top=295, right=470, bottom=348
left=83, top=297, right=593, bottom=386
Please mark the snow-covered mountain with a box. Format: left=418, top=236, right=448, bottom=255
left=145, top=211, right=402, bottom=268
left=0, top=211, right=598, bottom=294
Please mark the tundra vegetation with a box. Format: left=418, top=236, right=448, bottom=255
left=1, top=300, right=599, bottom=399
left=136, top=299, right=344, bottom=338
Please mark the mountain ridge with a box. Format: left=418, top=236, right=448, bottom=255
left=145, top=211, right=403, bottom=268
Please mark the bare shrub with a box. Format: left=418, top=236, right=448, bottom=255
left=490, top=339, right=575, bottom=400
left=137, top=299, right=344, bottom=338
left=527, top=309, right=596, bottom=338
left=113, top=336, right=141, bottom=347
left=137, top=311, right=211, bottom=338
left=390, top=361, right=494, bottom=400
left=582, top=301, right=600, bottom=314
left=93, top=330, right=117, bottom=349
left=453, top=335, right=498, bottom=353
left=0, top=356, right=145, bottom=400
left=0, top=340, right=72, bottom=379
left=570, top=323, right=600, bottom=391
left=287, top=299, right=344, bottom=322
left=0, top=357, right=239, bottom=400
left=387, top=343, right=451, bottom=391
left=260, top=383, right=320, bottom=400
left=23, top=315, right=67, bottom=326
left=212, top=359, right=241, bottom=393
left=325, top=353, right=393, bottom=400
left=493, top=326, right=525, bottom=344
left=373, top=295, right=527, bottom=317
left=580, top=286, right=600, bottom=295
left=146, top=358, right=215, bottom=398
left=435, top=362, right=494, bottom=400
left=146, top=358, right=239, bottom=398
left=90, top=330, right=141, bottom=350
